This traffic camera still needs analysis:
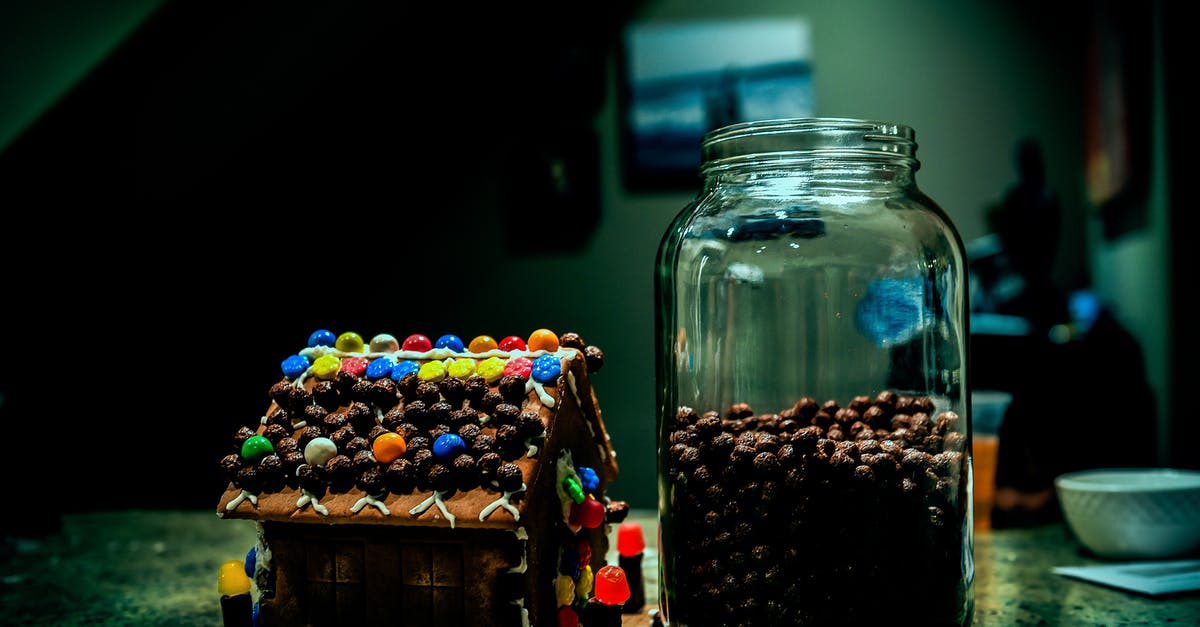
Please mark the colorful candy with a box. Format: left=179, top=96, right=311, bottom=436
left=499, top=335, right=527, bottom=351
left=312, top=354, right=341, bottom=380
left=528, top=328, right=559, bottom=352
left=365, top=357, right=394, bottom=380
left=577, top=466, right=600, bottom=493
left=341, top=356, right=369, bottom=377
left=372, top=433, right=407, bottom=463
left=577, top=539, right=593, bottom=568
left=280, top=355, right=310, bottom=379
left=558, top=606, right=580, bottom=627
left=594, top=565, right=631, bottom=605
left=560, top=543, right=581, bottom=577
left=218, top=559, right=252, bottom=596
left=335, top=331, right=365, bottom=353
left=241, top=435, right=274, bottom=462
left=307, top=329, right=336, bottom=348
left=617, top=522, right=645, bottom=557
left=435, top=334, right=465, bottom=352
left=469, top=335, right=498, bottom=353
left=477, top=357, right=506, bottom=382
left=418, top=360, right=446, bottom=382
left=304, top=437, right=338, bottom=467
left=577, top=565, right=594, bottom=599
left=556, top=575, right=576, bottom=606
left=369, top=333, right=400, bottom=353
left=562, top=476, right=586, bottom=504
left=447, top=357, right=477, bottom=379
left=503, top=357, right=532, bottom=379
left=531, top=354, right=562, bottom=383
left=568, top=497, right=606, bottom=529
left=244, top=546, right=256, bottom=578
left=402, top=334, right=433, bottom=352
left=432, top=433, right=467, bottom=460
left=391, top=360, right=420, bottom=381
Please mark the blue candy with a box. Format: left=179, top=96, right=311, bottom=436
left=577, top=466, right=600, bottom=493
left=281, top=354, right=310, bottom=379
left=245, top=546, right=256, bottom=578
left=559, top=544, right=581, bottom=577
left=391, top=360, right=421, bottom=381
left=252, top=601, right=260, bottom=627
left=366, top=357, right=395, bottom=380
left=434, top=334, right=465, bottom=352
left=432, top=433, right=467, bottom=460
left=531, top=354, right=561, bottom=384
left=308, top=329, right=337, bottom=348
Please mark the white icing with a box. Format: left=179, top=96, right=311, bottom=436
left=296, top=489, right=329, bottom=516
left=226, top=490, right=258, bottom=511
left=567, top=370, right=582, bottom=408
left=531, top=381, right=555, bottom=407
left=351, top=494, right=391, bottom=516
left=409, top=491, right=456, bottom=528
left=555, top=451, right=579, bottom=522
left=291, top=420, right=306, bottom=430
left=480, top=482, right=526, bottom=522
left=260, top=415, right=268, bottom=426
left=504, top=598, right=530, bottom=627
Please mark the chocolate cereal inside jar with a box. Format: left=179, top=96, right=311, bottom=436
left=664, top=392, right=968, bottom=626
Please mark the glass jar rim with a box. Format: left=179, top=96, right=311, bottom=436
left=701, top=117, right=919, bottom=173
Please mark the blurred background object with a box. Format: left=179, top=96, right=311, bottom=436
left=0, top=0, right=1186, bottom=533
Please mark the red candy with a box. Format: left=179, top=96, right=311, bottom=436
left=568, top=497, right=606, bottom=529
left=593, top=565, right=630, bottom=605
left=557, top=606, right=579, bottom=627
left=402, top=334, right=433, bottom=352
left=503, top=356, right=533, bottom=379
left=577, top=539, right=592, bottom=568
left=617, top=522, right=645, bottom=557
left=498, top=335, right=527, bottom=351
left=341, top=357, right=369, bottom=377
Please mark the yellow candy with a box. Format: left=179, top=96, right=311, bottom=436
left=312, top=354, right=341, bottom=379
left=477, top=357, right=506, bottom=382
left=418, top=360, right=447, bottom=382
left=218, top=559, right=252, bottom=597
left=527, top=328, right=559, bottom=352
left=555, top=574, right=575, bottom=607
left=336, top=331, right=365, bottom=353
left=469, top=335, right=498, bottom=353
left=448, top=357, right=477, bottom=379
left=576, top=565, right=593, bottom=599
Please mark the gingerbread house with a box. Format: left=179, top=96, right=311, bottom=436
left=216, top=329, right=625, bottom=626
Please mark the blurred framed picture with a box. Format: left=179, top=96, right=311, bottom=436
left=620, top=17, right=814, bottom=190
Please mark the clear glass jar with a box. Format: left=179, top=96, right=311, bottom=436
left=655, top=118, right=972, bottom=626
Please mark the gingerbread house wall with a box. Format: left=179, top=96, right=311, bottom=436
left=521, top=382, right=613, bottom=627
left=259, top=522, right=523, bottom=626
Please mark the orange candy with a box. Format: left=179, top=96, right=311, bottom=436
left=372, top=432, right=407, bottom=463
left=527, top=328, right=559, bottom=352
left=469, top=335, right=498, bottom=353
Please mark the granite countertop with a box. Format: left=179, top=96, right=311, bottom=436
left=2, top=510, right=1198, bottom=625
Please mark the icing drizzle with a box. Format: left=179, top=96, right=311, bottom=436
left=296, top=489, right=329, bottom=516
left=480, top=482, right=527, bottom=522
left=410, top=491, right=457, bottom=528
left=351, top=493, right=391, bottom=516
left=226, top=489, right=258, bottom=511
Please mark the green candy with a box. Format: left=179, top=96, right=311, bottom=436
left=563, top=476, right=586, bottom=504
left=241, top=435, right=275, bottom=462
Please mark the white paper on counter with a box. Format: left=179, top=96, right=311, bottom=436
left=1053, top=560, right=1200, bottom=596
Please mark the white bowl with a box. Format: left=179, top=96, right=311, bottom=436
left=1054, top=468, right=1200, bottom=559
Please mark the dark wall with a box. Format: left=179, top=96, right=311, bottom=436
left=0, top=0, right=636, bottom=520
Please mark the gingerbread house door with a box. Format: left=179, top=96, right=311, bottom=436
left=302, top=538, right=466, bottom=626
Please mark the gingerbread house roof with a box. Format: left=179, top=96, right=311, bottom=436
left=216, top=330, right=617, bottom=530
